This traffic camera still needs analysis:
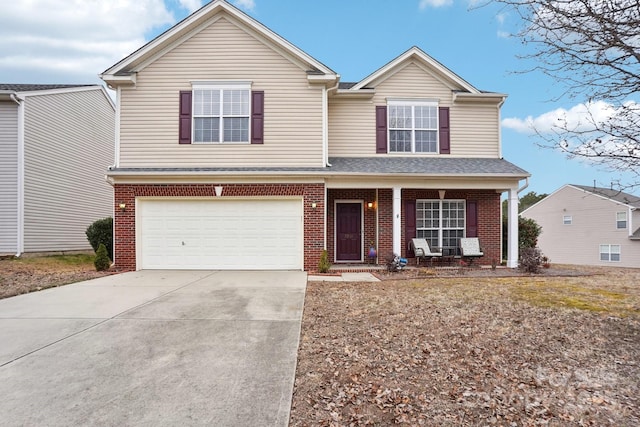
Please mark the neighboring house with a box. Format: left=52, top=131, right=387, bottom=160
left=521, top=184, right=640, bottom=268
left=0, top=84, right=115, bottom=256
left=100, top=0, right=529, bottom=272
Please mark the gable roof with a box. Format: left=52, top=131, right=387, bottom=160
left=570, top=184, right=640, bottom=208
left=100, top=0, right=337, bottom=87
left=350, top=47, right=477, bottom=92
left=522, top=183, right=640, bottom=215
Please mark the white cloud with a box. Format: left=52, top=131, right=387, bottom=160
left=178, top=0, right=203, bottom=13
left=502, top=101, right=621, bottom=135
left=233, top=0, right=256, bottom=11
left=0, top=0, right=175, bottom=82
left=419, top=0, right=453, bottom=9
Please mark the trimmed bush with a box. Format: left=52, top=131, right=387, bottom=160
left=86, top=217, right=113, bottom=260
left=94, top=243, right=111, bottom=271
left=318, top=250, right=331, bottom=273
left=519, top=217, right=542, bottom=249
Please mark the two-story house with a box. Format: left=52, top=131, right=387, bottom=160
left=0, top=84, right=114, bottom=256
left=522, top=184, right=640, bottom=268
left=100, top=0, right=529, bottom=271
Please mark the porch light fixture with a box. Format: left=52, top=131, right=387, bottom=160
left=438, top=190, right=446, bottom=200
left=214, top=185, right=223, bottom=197
left=367, top=202, right=374, bottom=209
left=311, top=202, right=317, bottom=209
left=119, top=202, right=126, bottom=212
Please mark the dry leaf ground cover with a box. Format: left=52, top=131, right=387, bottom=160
left=0, top=254, right=112, bottom=299
left=291, top=267, right=640, bottom=426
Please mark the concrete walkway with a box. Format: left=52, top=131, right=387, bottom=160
left=0, top=270, right=307, bottom=427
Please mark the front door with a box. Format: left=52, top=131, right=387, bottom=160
left=336, top=202, right=362, bottom=261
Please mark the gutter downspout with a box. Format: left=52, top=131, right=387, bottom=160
left=323, top=76, right=340, bottom=168
left=11, top=93, right=24, bottom=257
left=322, top=77, right=340, bottom=251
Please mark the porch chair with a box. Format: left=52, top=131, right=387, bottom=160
left=410, top=238, right=442, bottom=266
left=459, top=238, right=484, bottom=265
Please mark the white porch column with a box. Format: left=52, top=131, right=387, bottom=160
left=507, top=187, right=519, bottom=268
left=393, top=186, right=402, bottom=255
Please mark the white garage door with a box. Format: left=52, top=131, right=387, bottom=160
left=138, top=199, right=303, bottom=270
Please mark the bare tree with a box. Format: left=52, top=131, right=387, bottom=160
left=487, top=0, right=640, bottom=188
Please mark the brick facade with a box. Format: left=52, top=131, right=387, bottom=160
left=113, top=184, right=500, bottom=272
left=113, top=183, right=324, bottom=271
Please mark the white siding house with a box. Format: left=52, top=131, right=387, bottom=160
left=521, top=184, right=640, bottom=268
left=0, top=84, right=115, bottom=256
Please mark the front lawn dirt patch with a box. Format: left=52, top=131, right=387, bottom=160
left=0, top=255, right=114, bottom=299
left=291, top=267, right=640, bottom=426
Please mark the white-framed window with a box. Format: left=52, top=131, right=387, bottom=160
left=388, top=100, right=438, bottom=153
left=616, top=211, right=627, bottom=229
left=416, top=200, right=465, bottom=253
left=599, top=244, right=621, bottom=262
left=192, top=83, right=250, bottom=143
left=563, top=215, right=572, bottom=225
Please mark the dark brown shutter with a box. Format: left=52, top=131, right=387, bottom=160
left=439, top=106, right=450, bottom=154
left=376, top=105, right=387, bottom=154
left=466, top=200, right=478, bottom=237
left=405, top=199, right=416, bottom=257
left=179, top=91, right=192, bottom=144
left=251, top=90, right=264, bottom=144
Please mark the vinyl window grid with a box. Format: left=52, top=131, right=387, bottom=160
left=599, top=244, right=621, bottom=262
left=192, top=84, right=250, bottom=143
left=416, top=200, right=465, bottom=253
left=388, top=101, right=438, bottom=153
left=616, top=212, right=627, bottom=229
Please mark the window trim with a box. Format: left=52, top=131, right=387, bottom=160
left=387, top=99, right=439, bottom=154
left=616, top=211, right=627, bottom=229
left=191, top=82, right=252, bottom=144
left=416, top=199, right=466, bottom=253
left=599, top=244, right=621, bottom=262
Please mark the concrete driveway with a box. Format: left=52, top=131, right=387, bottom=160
left=0, top=270, right=307, bottom=426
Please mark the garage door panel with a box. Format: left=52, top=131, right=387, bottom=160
left=138, top=199, right=303, bottom=270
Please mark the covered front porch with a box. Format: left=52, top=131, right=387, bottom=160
left=325, top=184, right=522, bottom=268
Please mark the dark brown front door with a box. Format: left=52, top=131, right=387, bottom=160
left=336, top=203, right=362, bottom=261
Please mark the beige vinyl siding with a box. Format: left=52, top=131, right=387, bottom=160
left=22, top=90, right=114, bottom=252
left=119, top=15, right=324, bottom=168
left=0, top=102, right=18, bottom=254
left=328, top=61, right=500, bottom=157
left=522, top=186, right=640, bottom=268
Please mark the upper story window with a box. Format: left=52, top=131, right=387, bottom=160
left=563, top=215, right=572, bottom=225
left=388, top=101, right=438, bottom=153
left=192, top=83, right=250, bottom=143
left=616, top=211, right=627, bottom=229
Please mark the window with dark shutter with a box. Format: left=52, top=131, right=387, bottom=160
left=179, top=91, right=192, bottom=144
left=439, top=107, right=450, bottom=154
left=251, top=90, right=264, bottom=144
left=376, top=105, right=387, bottom=153
left=466, top=200, right=478, bottom=237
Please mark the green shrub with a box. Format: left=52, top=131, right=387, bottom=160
left=94, top=243, right=111, bottom=271
left=519, top=217, right=542, bottom=249
left=318, top=250, right=331, bottom=273
left=86, top=217, right=113, bottom=260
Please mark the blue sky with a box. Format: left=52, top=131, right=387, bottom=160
left=0, top=0, right=635, bottom=196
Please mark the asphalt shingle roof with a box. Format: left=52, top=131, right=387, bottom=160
left=108, top=157, right=529, bottom=177
left=571, top=184, right=640, bottom=208
left=0, top=84, right=94, bottom=92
